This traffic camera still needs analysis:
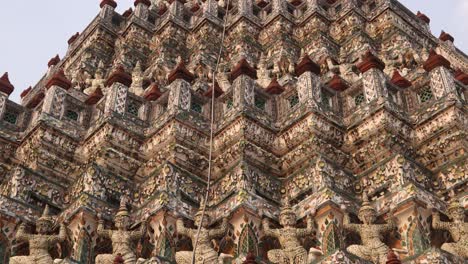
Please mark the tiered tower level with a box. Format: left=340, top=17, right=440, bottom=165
left=0, top=0, right=467, bottom=263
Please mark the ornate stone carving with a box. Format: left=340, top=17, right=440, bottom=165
left=10, top=205, right=67, bottom=264
left=432, top=199, right=467, bottom=258
left=262, top=201, right=322, bottom=264
left=175, top=205, right=231, bottom=264
left=95, top=198, right=147, bottom=264
left=343, top=194, right=396, bottom=264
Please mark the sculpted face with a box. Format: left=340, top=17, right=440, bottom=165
left=36, top=221, right=52, bottom=235
left=195, top=215, right=210, bottom=228
left=450, top=208, right=465, bottom=223
left=280, top=213, right=296, bottom=227
left=359, top=210, right=376, bottom=225
left=115, top=216, right=130, bottom=231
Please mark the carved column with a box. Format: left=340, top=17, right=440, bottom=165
left=230, top=58, right=258, bottom=109
left=423, top=50, right=456, bottom=99
left=295, top=55, right=321, bottom=107
left=99, top=0, right=117, bottom=20
left=357, top=51, right=388, bottom=103
left=166, top=60, right=195, bottom=114
left=104, top=66, right=132, bottom=116
left=42, top=70, right=72, bottom=119
left=0, top=72, right=14, bottom=120
left=135, top=0, right=150, bottom=21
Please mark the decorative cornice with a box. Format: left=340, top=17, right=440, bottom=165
left=295, top=54, right=321, bottom=76
left=356, top=51, right=385, bottom=73
left=105, top=65, right=133, bottom=87
left=145, top=83, right=163, bottom=101
left=0, top=72, right=14, bottom=95
left=328, top=74, right=348, bottom=91
left=391, top=70, right=412, bottom=88
left=423, top=50, right=451, bottom=72
left=230, top=58, right=257, bottom=82
left=265, top=78, right=284, bottom=95
left=167, top=60, right=195, bottom=84
left=46, top=69, right=72, bottom=90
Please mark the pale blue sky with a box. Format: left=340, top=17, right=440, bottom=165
left=0, top=0, right=467, bottom=103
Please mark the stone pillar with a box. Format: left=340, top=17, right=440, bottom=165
left=42, top=70, right=71, bottom=118
left=134, top=0, right=151, bottom=21
left=230, top=58, right=257, bottom=109
left=357, top=51, right=388, bottom=103
left=0, top=72, right=14, bottom=119
left=166, top=59, right=195, bottom=114
left=99, top=0, right=117, bottom=20
left=423, top=50, right=456, bottom=99
left=104, top=65, right=132, bottom=116
left=295, top=55, right=321, bottom=107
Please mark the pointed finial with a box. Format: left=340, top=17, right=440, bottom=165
left=0, top=72, right=15, bottom=95
left=116, top=196, right=130, bottom=218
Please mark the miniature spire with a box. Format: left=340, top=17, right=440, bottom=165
left=20, top=86, right=32, bottom=98
left=85, top=87, right=104, bottom=105
left=144, top=82, right=163, bottom=101
left=37, top=205, right=53, bottom=224
left=265, top=78, right=284, bottom=95
left=105, top=65, right=133, bottom=87
left=230, top=57, right=258, bottom=82
left=46, top=69, right=72, bottom=90
left=204, top=80, right=224, bottom=98
left=68, top=32, right=80, bottom=45
left=416, top=11, right=430, bottom=24
left=295, top=54, right=321, bottom=76
left=423, top=50, right=451, bottom=72
left=167, top=57, right=195, bottom=84
left=439, top=31, right=454, bottom=43
left=391, top=70, right=412, bottom=88
left=359, top=192, right=375, bottom=215
left=356, top=50, right=385, bottom=73
left=0, top=72, right=15, bottom=95
left=48, top=55, right=61, bottom=68
left=328, top=74, right=348, bottom=91
left=100, top=0, right=117, bottom=9
left=134, top=0, right=151, bottom=7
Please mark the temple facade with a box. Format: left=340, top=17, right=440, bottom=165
left=0, top=0, right=467, bottom=263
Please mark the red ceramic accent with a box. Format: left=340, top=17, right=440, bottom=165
left=265, top=78, right=285, bottom=95
left=439, top=31, right=454, bottom=42
left=48, top=55, right=61, bottom=68
left=21, top=86, right=32, bottom=98
left=391, top=70, right=412, bottom=88
left=290, top=0, right=302, bottom=6
left=423, top=50, right=451, bottom=72
left=145, top=83, right=163, bottom=101
left=26, top=92, right=45, bottom=109
left=105, top=65, right=133, bottom=87
left=357, top=51, right=385, bottom=73
left=0, top=72, right=15, bottom=95
left=68, top=32, right=80, bottom=45
left=295, top=54, right=321, bottom=76
left=85, top=88, right=104, bottom=105
left=113, top=253, right=125, bottom=264
left=256, top=0, right=268, bottom=8
left=455, top=69, right=468, bottom=85
left=100, top=0, right=117, bottom=9
left=123, top=8, right=133, bottom=18
left=46, top=69, right=72, bottom=90
left=230, top=58, right=258, bottom=82
left=204, top=81, right=224, bottom=98
left=243, top=252, right=258, bottom=264
left=416, top=11, right=430, bottom=24
left=386, top=250, right=401, bottom=264
left=167, top=60, right=195, bottom=84
left=328, top=74, right=348, bottom=91
left=158, top=4, right=168, bottom=15
left=191, top=2, right=201, bottom=12
left=135, top=0, right=151, bottom=7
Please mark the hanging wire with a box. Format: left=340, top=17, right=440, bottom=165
left=191, top=0, right=232, bottom=263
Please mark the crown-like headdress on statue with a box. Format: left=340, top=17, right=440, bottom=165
left=37, top=205, right=54, bottom=225
left=358, top=193, right=376, bottom=216
left=116, top=197, right=130, bottom=219
left=279, top=198, right=295, bottom=217
left=447, top=199, right=463, bottom=215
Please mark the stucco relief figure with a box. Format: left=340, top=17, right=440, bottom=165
left=343, top=194, right=396, bottom=264
left=262, top=202, right=322, bottom=264
left=175, top=205, right=231, bottom=264
left=95, top=198, right=147, bottom=264
left=432, top=200, right=467, bottom=258
left=10, top=205, right=67, bottom=264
